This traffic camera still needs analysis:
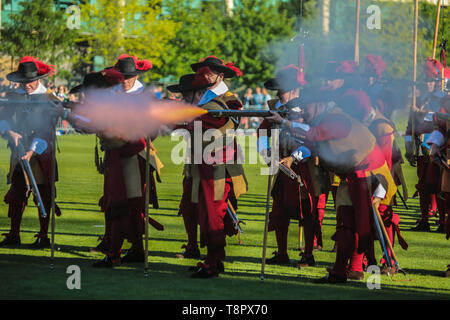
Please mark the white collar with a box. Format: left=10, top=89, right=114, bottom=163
left=198, top=81, right=229, bottom=106
left=113, top=79, right=144, bottom=94
left=15, top=81, right=48, bottom=95
left=211, top=81, right=229, bottom=96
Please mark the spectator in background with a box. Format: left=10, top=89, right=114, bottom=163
left=262, top=87, right=272, bottom=110
left=0, top=78, right=8, bottom=97
left=253, top=86, right=264, bottom=109
left=243, top=88, right=254, bottom=108
left=56, top=85, right=68, bottom=101
left=154, top=85, right=163, bottom=99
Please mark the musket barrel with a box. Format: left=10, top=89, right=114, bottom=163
left=435, top=112, right=450, bottom=122
left=16, top=143, right=48, bottom=218
left=206, top=109, right=288, bottom=118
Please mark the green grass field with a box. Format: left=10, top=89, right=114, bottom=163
left=0, top=114, right=450, bottom=300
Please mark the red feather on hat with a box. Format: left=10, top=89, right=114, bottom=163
left=20, top=56, right=55, bottom=76
left=281, top=64, right=307, bottom=86
left=336, top=60, right=359, bottom=75
left=225, top=62, right=243, bottom=77
left=365, top=54, right=386, bottom=79
left=423, top=57, right=444, bottom=79
left=116, top=54, right=152, bottom=71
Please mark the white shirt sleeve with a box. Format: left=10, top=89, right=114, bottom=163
left=30, top=138, right=48, bottom=155
left=373, top=183, right=387, bottom=199
left=425, top=130, right=444, bottom=147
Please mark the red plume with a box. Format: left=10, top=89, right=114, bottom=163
left=365, top=54, right=386, bottom=79
left=336, top=60, right=359, bottom=75
left=281, top=64, right=307, bottom=86
left=115, top=54, right=152, bottom=71
left=423, top=57, right=444, bottom=79
left=136, top=60, right=152, bottom=71
left=225, top=62, right=243, bottom=77
left=20, top=56, right=55, bottom=76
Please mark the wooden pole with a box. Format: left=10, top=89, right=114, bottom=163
left=260, top=124, right=279, bottom=281
left=50, top=120, right=57, bottom=269
left=412, top=0, right=419, bottom=153
left=144, top=137, right=150, bottom=277
left=432, top=0, right=442, bottom=59
left=354, top=0, right=361, bottom=65
left=260, top=173, right=272, bottom=282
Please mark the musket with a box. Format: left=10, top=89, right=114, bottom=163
left=434, top=112, right=450, bottom=122
left=227, top=201, right=245, bottom=234
left=372, top=204, right=393, bottom=270
left=16, top=142, right=48, bottom=218
left=421, top=141, right=450, bottom=170
left=204, top=109, right=290, bottom=118
left=279, top=163, right=304, bottom=186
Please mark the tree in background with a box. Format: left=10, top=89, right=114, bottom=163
left=78, top=0, right=179, bottom=82
left=219, top=0, right=296, bottom=88
left=420, top=1, right=449, bottom=65
left=157, top=0, right=227, bottom=82
left=272, top=0, right=444, bottom=84
left=0, top=0, right=79, bottom=80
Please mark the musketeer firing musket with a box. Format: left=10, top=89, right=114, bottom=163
left=0, top=56, right=62, bottom=249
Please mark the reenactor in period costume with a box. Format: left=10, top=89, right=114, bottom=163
left=180, top=60, right=248, bottom=278
left=67, top=68, right=128, bottom=254
left=258, top=65, right=325, bottom=267
left=280, top=87, right=396, bottom=284
left=168, top=74, right=214, bottom=259
left=426, top=93, right=450, bottom=276
left=406, top=58, right=447, bottom=232
left=91, top=54, right=162, bottom=267
left=339, top=89, right=407, bottom=276
left=0, top=56, right=62, bottom=248
left=364, top=54, right=409, bottom=217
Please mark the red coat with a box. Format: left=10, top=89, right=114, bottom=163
left=99, top=138, right=158, bottom=218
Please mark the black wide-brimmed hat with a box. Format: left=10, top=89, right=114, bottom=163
left=115, top=54, right=152, bottom=76
left=322, top=60, right=360, bottom=80
left=191, top=56, right=241, bottom=79
left=167, top=74, right=214, bottom=93
left=69, top=68, right=125, bottom=94
left=7, top=56, right=55, bottom=83
left=264, top=65, right=306, bottom=91
left=69, top=72, right=107, bottom=94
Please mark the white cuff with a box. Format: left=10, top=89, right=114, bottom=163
left=424, top=112, right=434, bottom=122
left=425, top=130, right=444, bottom=147
left=291, top=146, right=312, bottom=162
left=373, top=183, right=387, bottom=199
left=291, top=122, right=310, bottom=132
left=30, top=138, right=48, bottom=155
left=0, top=120, right=11, bottom=135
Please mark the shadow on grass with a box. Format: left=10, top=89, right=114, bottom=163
left=0, top=253, right=449, bottom=299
